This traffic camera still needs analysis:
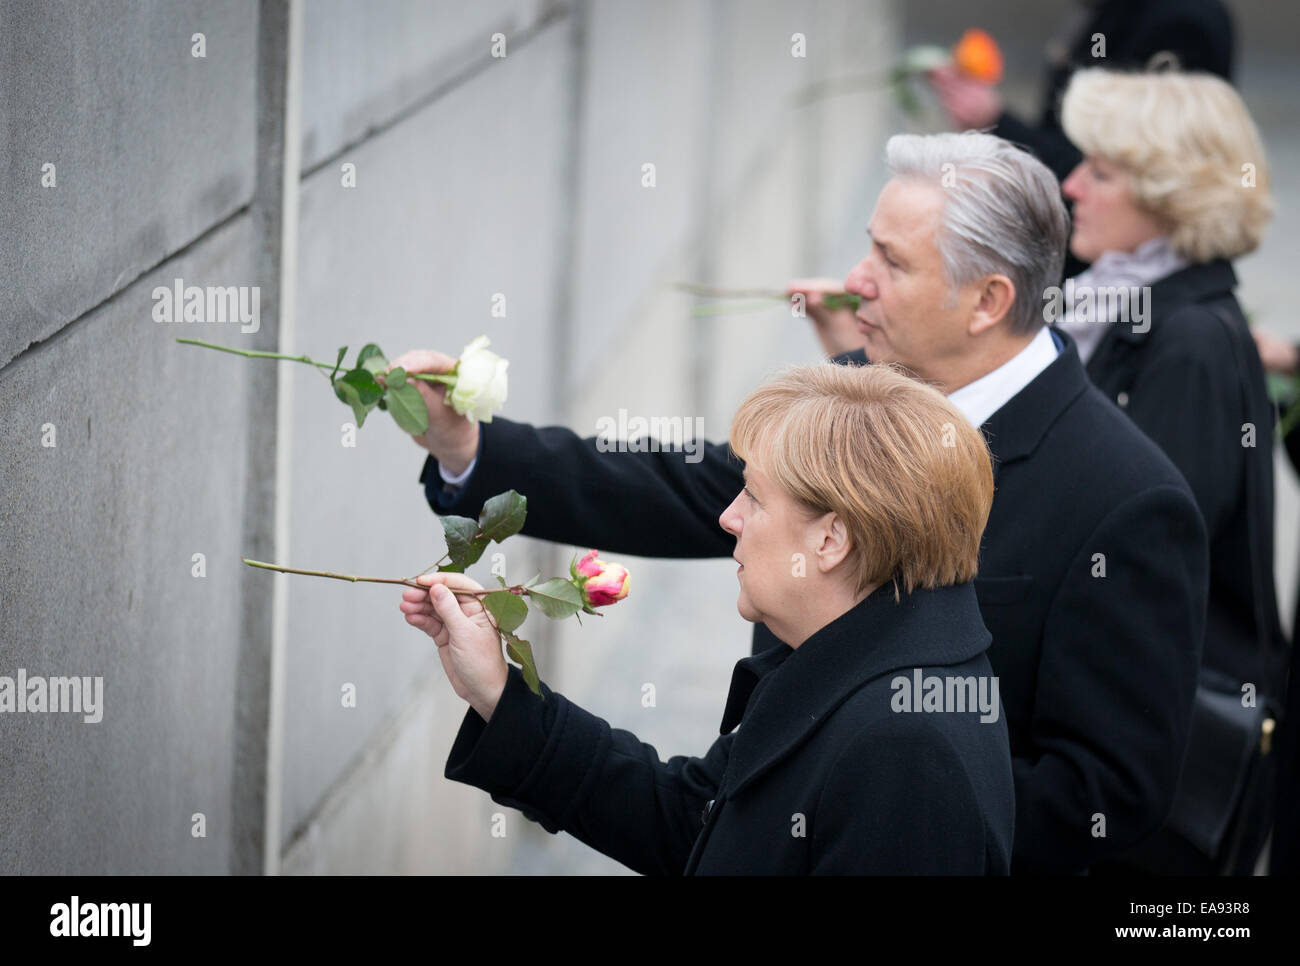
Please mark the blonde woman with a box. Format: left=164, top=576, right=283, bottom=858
left=400, top=363, right=1013, bottom=874
left=1057, top=68, right=1286, bottom=875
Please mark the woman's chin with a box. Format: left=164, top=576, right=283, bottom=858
left=1068, top=237, right=1098, bottom=263
left=735, top=595, right=759, bottom=625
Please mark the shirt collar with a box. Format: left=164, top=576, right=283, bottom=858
left=945, top=325, right=1060, bottom=429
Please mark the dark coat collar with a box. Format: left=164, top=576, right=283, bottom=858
left=836, top=328, right=1093, bottom=466
left=719, top=581, right=990, bottom=797
left=979, top=328, right=1089, bottom=465
left=1100, top=258, right=1237, bottom=348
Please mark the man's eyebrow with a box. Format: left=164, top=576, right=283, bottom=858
left=867, top=227, right=899, bottom=259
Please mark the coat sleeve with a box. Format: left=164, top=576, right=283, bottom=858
left=419, top=416, right=742, bottom=558
left=810, top=717, right=998, bottom=874
left=1013, top=484, right=1208, bottom=874
left=445, top=665, right=729, bottom=875
left=1121, top=307, right=1245, bottom=537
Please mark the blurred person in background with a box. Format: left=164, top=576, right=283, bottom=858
left=929, top=0, right=1233, bottom=184
left=1056, top=67, right=1286, bottom=875
left=928, top=0, right=1233, bottom=281
left=1249, top=332, right=1300, bottom=878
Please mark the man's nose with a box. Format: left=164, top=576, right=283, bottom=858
left=845, top=263, right=877, bottom=300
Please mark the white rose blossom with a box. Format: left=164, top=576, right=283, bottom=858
left=447, top=336, right=508, bottom=423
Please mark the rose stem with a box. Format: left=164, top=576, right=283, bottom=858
left=241, top=558, right=520, bottom=597
left=176, top=338, right=449, bottom=383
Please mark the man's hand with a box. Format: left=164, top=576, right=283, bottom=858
left=788, top=277, right=867, bottom=357
left=400, top=572, right=508, bottom=721
left=928, top=65, right=1003, bottom=131
left=387, top=349, right=480, bottom=475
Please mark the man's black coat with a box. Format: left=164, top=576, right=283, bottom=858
left=444, top=581, right=1015, bottom=874
left=423, top=330, right=1210, bottom=874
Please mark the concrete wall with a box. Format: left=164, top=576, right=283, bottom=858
left=1, top=0, right=892, bottom=874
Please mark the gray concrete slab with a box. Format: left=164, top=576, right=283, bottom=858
left=0, top=213, right=259, bottom=873
left=281, top=20, right=575, bottom=850
left=298, top=0, right=549, bottom=172
left=1, top=0, right=257, bottom=367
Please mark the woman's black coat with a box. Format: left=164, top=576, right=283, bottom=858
left=445, top=581, right=1015, bottom=874
left=1082, top=258, right=1288, bottom=697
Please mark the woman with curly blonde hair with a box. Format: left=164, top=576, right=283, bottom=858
left=1056, top=67, right=1286, bottom=876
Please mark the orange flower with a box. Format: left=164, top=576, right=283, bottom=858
left=953, top=28, right=1003, bottom=84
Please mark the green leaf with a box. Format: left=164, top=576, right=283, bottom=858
left=385, top=365, right=407, bottom=389
left=329, top=346, right=348, bottom=382
left=483, top=590, right=528, bottom=634
left=478, top=490, right=527, bottom=543
left=528, top=578, right=583, bottom=620
left=339, top=366, right=382, bottom=402
left=502, top=630, right=542, bottom=697
left=822, top=292, right=861, bottom=312
left=494, top=574, right=508, bottom=588
left=386, top=383, right=428, bottom=435
left=333, top=379, right=370, bottom=427
left=357, top=343, right=387, bottom=374
left=440, top=514, right=489, bottom=570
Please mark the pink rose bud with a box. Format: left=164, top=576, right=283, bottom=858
left=575, top=550, right=630, bottom=607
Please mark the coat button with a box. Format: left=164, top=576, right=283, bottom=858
left=701, top=799, right=715, bottom=825
left=1116, top=392, right=1130, bottom=408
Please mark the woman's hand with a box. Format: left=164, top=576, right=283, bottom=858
left=400, top=572, right=509, bottom=721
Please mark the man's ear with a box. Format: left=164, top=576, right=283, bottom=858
left=815, top=513, right=852, bottom=573
left=968, top=274, right=1016, bottom=337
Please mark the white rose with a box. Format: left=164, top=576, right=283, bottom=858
left=448, top=335, right=509, bottom=423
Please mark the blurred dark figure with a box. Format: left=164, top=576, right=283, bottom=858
left=1251, top=331, right=1300, bottom=876
left=931, top=0, right=1235, bottom=277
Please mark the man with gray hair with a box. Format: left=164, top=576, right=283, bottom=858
left=396, top=131, right=1208, bottom=875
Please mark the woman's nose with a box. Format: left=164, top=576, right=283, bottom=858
left=1062, top=165, right=1084, bottom=200
left=718, top=496, right=742, bottom=536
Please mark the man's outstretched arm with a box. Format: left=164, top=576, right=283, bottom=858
left=422, top=417, right=740, bottom=559
left=390, top=345, right=867, bottom=560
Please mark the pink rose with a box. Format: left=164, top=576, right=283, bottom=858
left=574, top=550, right=630, bottom=607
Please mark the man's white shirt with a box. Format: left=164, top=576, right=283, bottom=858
left=945, top=324, right=1060, bottom=429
